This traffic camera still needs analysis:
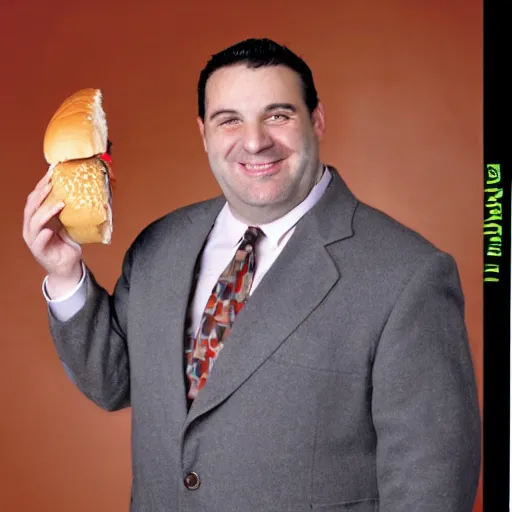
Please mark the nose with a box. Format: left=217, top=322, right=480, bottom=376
left=242, top=123, right=273, bottom=154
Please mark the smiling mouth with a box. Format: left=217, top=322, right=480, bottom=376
left=240, top=159, right=284, bottom=170
left=243, top=162, right=275, bottom=170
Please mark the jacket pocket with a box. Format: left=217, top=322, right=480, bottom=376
left=311, top=498, right=379, bottom=511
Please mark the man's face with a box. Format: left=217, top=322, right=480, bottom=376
left=198, top=64, right=325, bottom=224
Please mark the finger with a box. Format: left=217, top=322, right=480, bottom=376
left=25, top=201, right=64, bottom=247
left=31, top=227, right=56, bottom=257
left=57, top=226, right=82, bottom=253
left=23, top=183, right=54, bottom=238
left=25, top=167, right=55, bottom=218
left=44, top=212, right=63, bottom=235
left=35, top=166, right=54, bottom=190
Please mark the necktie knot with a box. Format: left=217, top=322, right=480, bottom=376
left=242, top=226, right=263, bottom=250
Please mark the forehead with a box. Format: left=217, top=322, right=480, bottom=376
left=204, top=64, right=304, bottom=112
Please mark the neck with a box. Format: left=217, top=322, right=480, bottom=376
left=228, top=204, right=291, bottom=226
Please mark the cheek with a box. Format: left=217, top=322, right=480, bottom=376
left=272, top=126, right=304, bottom=151
left=207, top=133, right=239, bottom=160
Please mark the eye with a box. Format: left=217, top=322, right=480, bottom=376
left=267, top=114, right=290, bottom=122
left=220, top=118, right=241, bottom=126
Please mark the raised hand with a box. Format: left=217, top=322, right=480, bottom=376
left=23, top=168, right=83, bottom=298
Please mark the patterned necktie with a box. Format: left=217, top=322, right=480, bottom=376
left=186, top=226, right=262, bottom=400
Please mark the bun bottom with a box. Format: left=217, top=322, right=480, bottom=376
left=43, top=157, right=113, bottom=245
left=66, top=221, right=112, bottom=245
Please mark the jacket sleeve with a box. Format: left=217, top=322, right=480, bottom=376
left=372, top=251, right=481, bottom=511
left=48, top=245, right=136, bottom=412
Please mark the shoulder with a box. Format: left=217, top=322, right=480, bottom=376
left=334, top=199, right=460, bottom=297
left=353, top=201, right=439, bottom=256
left=321, top=168, right=444, bottom=265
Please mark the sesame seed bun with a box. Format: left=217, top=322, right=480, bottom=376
left=42, top=88, right=113, bottom=244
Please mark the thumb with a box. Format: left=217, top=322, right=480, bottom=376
left=57, top=226, right=82, bottom=254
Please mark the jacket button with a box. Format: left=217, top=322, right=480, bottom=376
left=184, top=472, right=200, bottom=490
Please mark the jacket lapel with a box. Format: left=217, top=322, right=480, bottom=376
left=185, top=168, right=358, bottom=428
left=152, top=198, right=224, bottom=420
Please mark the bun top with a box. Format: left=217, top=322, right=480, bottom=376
left=43, top=88, right=108, bottom=164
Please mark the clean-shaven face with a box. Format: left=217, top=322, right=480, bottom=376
left=198, top=64, right=325, bottom=224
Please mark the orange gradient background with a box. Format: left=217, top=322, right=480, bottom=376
left=1, top=1, right=482, bottom=510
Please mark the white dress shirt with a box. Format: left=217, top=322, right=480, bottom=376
left=44, top=167, right=332, bottom=332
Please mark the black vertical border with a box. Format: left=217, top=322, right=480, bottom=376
left=483, top=0, right=510, bottom=510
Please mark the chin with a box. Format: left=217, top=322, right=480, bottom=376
left=241, top=190, right=290, bottom=208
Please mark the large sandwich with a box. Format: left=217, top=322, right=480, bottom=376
left=42, top=88, right=114, bottom=244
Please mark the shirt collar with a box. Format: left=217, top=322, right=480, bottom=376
left=215, top=204, right=250, bottom=248
left=216, top=165, right=332, bottom=248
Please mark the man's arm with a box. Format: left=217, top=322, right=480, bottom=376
left=48, top=252, right=133, bottom=412
left=43, top=261, right=87, bottom=321
left=23, top=170, right=131, bottom=412
left=372, top=251, right=481, bottom=511
left=42, top=263, right=87, bottom=384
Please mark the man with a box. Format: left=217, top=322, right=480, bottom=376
left=23, top=38, right=480, bottom=511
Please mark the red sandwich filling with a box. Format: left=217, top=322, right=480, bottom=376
left=98, top=152, right=115, bottom=182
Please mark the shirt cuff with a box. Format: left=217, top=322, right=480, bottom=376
left=42, top=262, right=87, bottom=322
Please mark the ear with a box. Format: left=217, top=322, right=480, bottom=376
left=197, top=117, right=208, bottom=152
left=311, top=102, right=326, bottom=140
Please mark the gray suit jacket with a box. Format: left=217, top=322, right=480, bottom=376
left=50, top=168, right=481, bottom=512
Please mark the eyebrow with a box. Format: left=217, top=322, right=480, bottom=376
left=265, top=103, right=297, bottom=113
left=209, top=109, right=238, bottom=121
left=208, top=103, right=297, bottom=122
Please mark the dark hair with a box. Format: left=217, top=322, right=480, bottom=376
left=197, top=38, right=319, bottom=120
